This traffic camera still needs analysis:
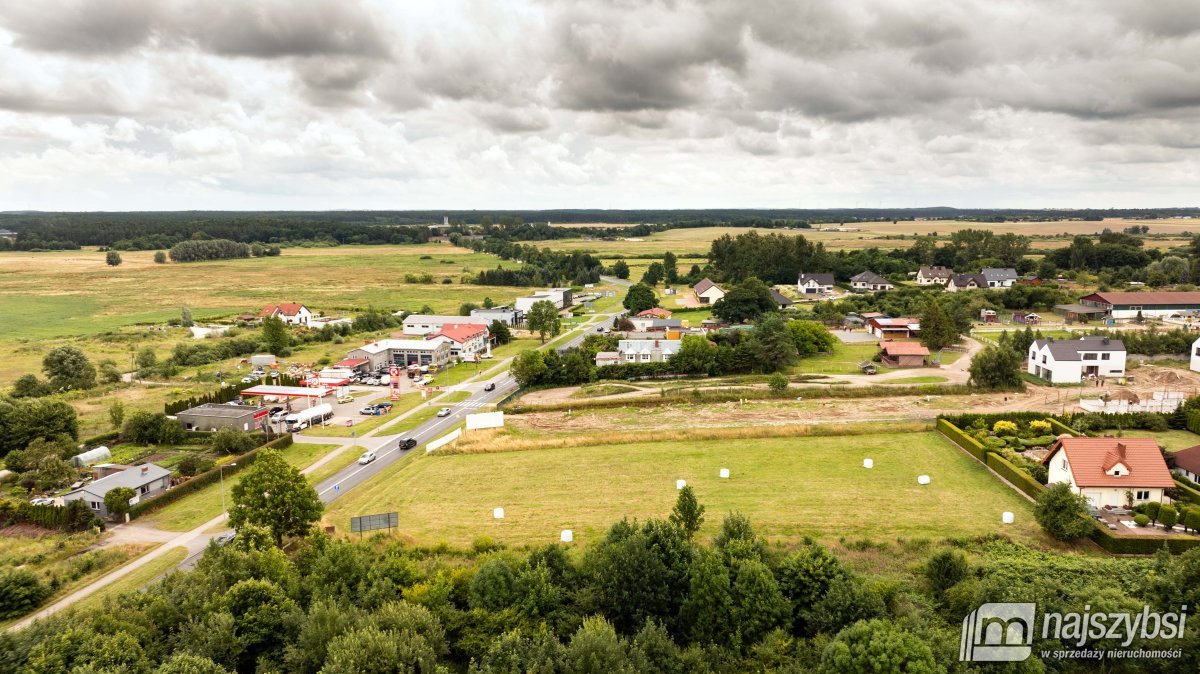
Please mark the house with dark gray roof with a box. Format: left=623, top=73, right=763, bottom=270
left=62, top=463, right=171, bottom=518
left=850, top=271, right=893, bottom=292
left=1027, top=336, right=1126, bottom=383
left=980, top=268, right=1018, bottom=288
left=796, top=273, right=835, bottom=295
left=769, top=288, right=794, bottom=309
left=946, top=273, right=986, bottom=292
left=693, top=278, right=725, bottom=304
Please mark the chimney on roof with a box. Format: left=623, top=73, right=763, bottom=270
left=1102, top=337, right=1110, bottom=345
left=1116, top=442, right=1126, bottom=460
left=141, top=465, right=149, bottom=475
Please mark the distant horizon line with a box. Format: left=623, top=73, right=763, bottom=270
left=3, top=206, right=1199, bottom=215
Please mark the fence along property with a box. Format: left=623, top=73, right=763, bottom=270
left=935, top=416, right=1200, bottom=554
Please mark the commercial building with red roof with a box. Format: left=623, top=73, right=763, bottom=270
left=259, top=303, right=312, bottom=326
left=428, top=322, right=490, bottom=359
left=1043, top=437, right=1174, bottom=508
left=1078, top=291, right=1200, bottom=319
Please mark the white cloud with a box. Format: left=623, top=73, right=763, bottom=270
left=0, top=0, right=1197, bottom=209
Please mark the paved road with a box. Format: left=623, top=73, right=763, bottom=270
left=8, top=282, right=631, bottom=632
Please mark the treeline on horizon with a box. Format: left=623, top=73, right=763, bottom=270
left=2, top=206, right=1199, bottom=251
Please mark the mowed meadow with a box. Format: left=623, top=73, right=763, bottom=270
left=540, top=217, right=1198, bottom=256
left=0, top=244, right=522, bottom=384
left=321, top=431, right=1043, bottom=547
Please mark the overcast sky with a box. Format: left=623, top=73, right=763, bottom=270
left=1, top=0, right=1198, bottom=211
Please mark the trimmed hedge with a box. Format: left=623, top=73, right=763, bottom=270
left=1089, top=522, right=1200, bottom=554
left=1187, top=410, right=1200, bottom=436
left=941, top=411, right=1072, bottom=429
left=1047, top=418, right=1079, bottom=437
left=80, top=431, right=120, bottom=447
left=936, top=419, right=986, bottom=462
left=127, top=434, right=294, bottom=519
left=0, top=499, right=102, bottom=532
left=985, top=452, right=1045, bottom=500
left=1173, top=479, right=1200, bottom=505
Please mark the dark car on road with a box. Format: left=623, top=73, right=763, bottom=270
left=398, top=438, right=417, bottom=450
left=484, top=382, right=496, bottom=392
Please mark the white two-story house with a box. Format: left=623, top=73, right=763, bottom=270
left=1027, top=336, right=1126, bottom=383
left=1043, top=437, right=1173, bottom=508
left=796, top=273, right=835, bottom=295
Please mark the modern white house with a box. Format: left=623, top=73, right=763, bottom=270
left=865, top=316, right=920, bottom=339
left=1191, top=335, right=1200, bottom=373
left=693, top=278, right=726, bottom=305
left=259, top=303, right=312, bottom=326
left=796, top=273, right=835, bottom=295
left=915, top=266, right=953, bottom=286
left=849, top=271, right=893, bottom=292
left=1042, top=437, right=1174, bottom=508
left=1027, top=336, right=1126, bottom=383
left=980, top=268, right=1018, bottom=288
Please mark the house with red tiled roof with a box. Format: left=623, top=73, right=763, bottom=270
left=1043, top=437, right=1174, bottom=508
left=259, top=303, right=312, bottom=326
left=637, top=307, right=673, bottom=319
left=879, top=341, right=929, bottom=367
left=428, top=322, right=490, bottom=360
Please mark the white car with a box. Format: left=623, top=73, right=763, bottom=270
left=270, top=411, right=288, bottom=423
left=357, top=450, right=377, bottom=465
left=437, top=407, right=451, bottom=417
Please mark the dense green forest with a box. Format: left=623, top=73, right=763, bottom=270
left=2, top=495, right=1196, bottom=673
left=3, top=207, right=1199, bottom=250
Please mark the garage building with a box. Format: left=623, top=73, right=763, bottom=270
left=346, top=339, right=452, bottom=370
left=177, top=403, right=269, bottom=432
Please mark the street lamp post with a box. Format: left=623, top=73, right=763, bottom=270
left=220, top=462, right=237, bottom=515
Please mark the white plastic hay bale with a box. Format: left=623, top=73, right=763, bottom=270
left=917, top=475, right=931, bottom=485
left=560, top=529, right=573, bottom=542
left=676, top=479, right=687, bottom=490
left=492, top=507, right=505, bottom=519
left=1002, top=511, right=1015, bottom=524
left=719, top=468, right=730, bottom=479
left=863, top=458, right=874, bottom=469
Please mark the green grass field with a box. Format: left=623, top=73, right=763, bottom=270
left=140, top=443, right=339, bottom=531
left=321, top=431, right=1041, bottom=546
left=1102, top=429, right=1200, bottom=453
left=790, top=341, right=880, bottom=375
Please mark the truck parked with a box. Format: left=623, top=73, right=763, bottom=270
left=284, top=403, right=334, bottom=432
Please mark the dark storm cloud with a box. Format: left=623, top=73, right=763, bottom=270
left=0, top=0, right=160, bottom=55
left=180, top=1, right=389, bottom=60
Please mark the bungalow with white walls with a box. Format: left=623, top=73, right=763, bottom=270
left=1042, top=437, right=1173, bottom=508
left=693, top=278, right=726, bottom=305
left=1027, top=336, right=1126, bottom=384
left=259, top=303, right=312, bottom=326
left=915, top=266, right=953, bottom=286
left=1172, top=444, right=1200, bottom=483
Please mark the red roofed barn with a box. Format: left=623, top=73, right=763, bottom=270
left=879, top=341, right=929, bottom=367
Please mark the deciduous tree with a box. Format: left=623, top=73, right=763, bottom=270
left=229, top=449, right=323, bottom=546
left=527, top=300, right=561, bottom=343
left=1034, top=482, right=1093, bottom=541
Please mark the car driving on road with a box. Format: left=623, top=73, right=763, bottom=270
left=357, top=450, right=377, bottom=465
left=437, top=407, right=451, bottom=417
left=484, top=382, right=496, bottom=392
left=398, top=438, right=417, bottom=450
